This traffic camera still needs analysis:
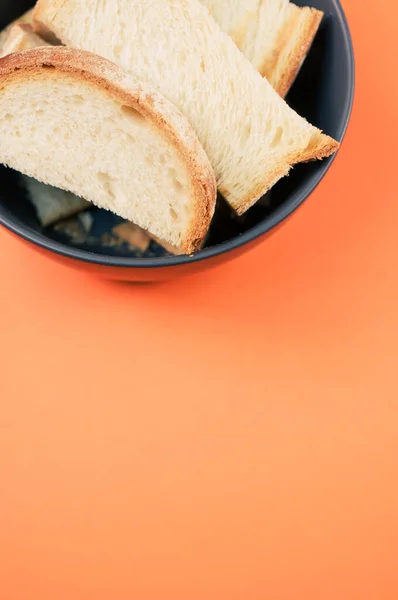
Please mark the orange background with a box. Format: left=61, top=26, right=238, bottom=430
left=1, top=1, right=398, bottom=598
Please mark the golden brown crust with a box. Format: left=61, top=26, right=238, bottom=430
left=261, top=8, right=323, bottom=98
left=224, top=131, right=340, bottom=215
left=260, top=8, right=301, bottom=84
left=222, top=8, right=338, bottom=216
left=301, top=133, right=340, bottom=163
left=0, top=47, right=216, bottom=254
left=224, top=163, right=291, bottom=215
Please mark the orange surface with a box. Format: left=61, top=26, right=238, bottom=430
left=1, top=1, right=398, bottom=598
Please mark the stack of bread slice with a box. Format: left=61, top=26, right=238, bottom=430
left=201, top=0, right=324, bottom=98
left=0, top=0, right=338, bottom=255
left=0, top=24, right=198, bottom=253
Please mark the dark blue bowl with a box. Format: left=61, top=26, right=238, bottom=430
left=0, top=0, right=354, bottom=281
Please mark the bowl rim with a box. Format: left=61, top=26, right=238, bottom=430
left=0, top=0, right=355, bottom=270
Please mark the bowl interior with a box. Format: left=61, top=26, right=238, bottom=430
left=0, top=0, right=354, bottom=265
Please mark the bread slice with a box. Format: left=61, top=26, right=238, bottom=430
left=1, top=23, right=50, bottom=58
left=0, top=8, right=34, bottom=53
left=1, top=24, right=91, bottom=226
left=201, top=0, right=323, bottom=98
left=0, top=47, right=216, bottom=253
left=33, top=0, right=338, bottom=215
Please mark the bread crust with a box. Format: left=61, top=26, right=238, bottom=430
left=231, top=129, right=339, bottom=215
left=0, top=47, right=216, bottom=254
left=230, top=7, right=337, bottom=214
left=264, top=7, right=324, bottom=98
left=301, top=132, right=340, bottom=163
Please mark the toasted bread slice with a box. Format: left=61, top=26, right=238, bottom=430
left=33, top=0, right=338, bottom=215
left=201, top=0, right=323, bottom=98
left=0, top=47, right=216, bottom=253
